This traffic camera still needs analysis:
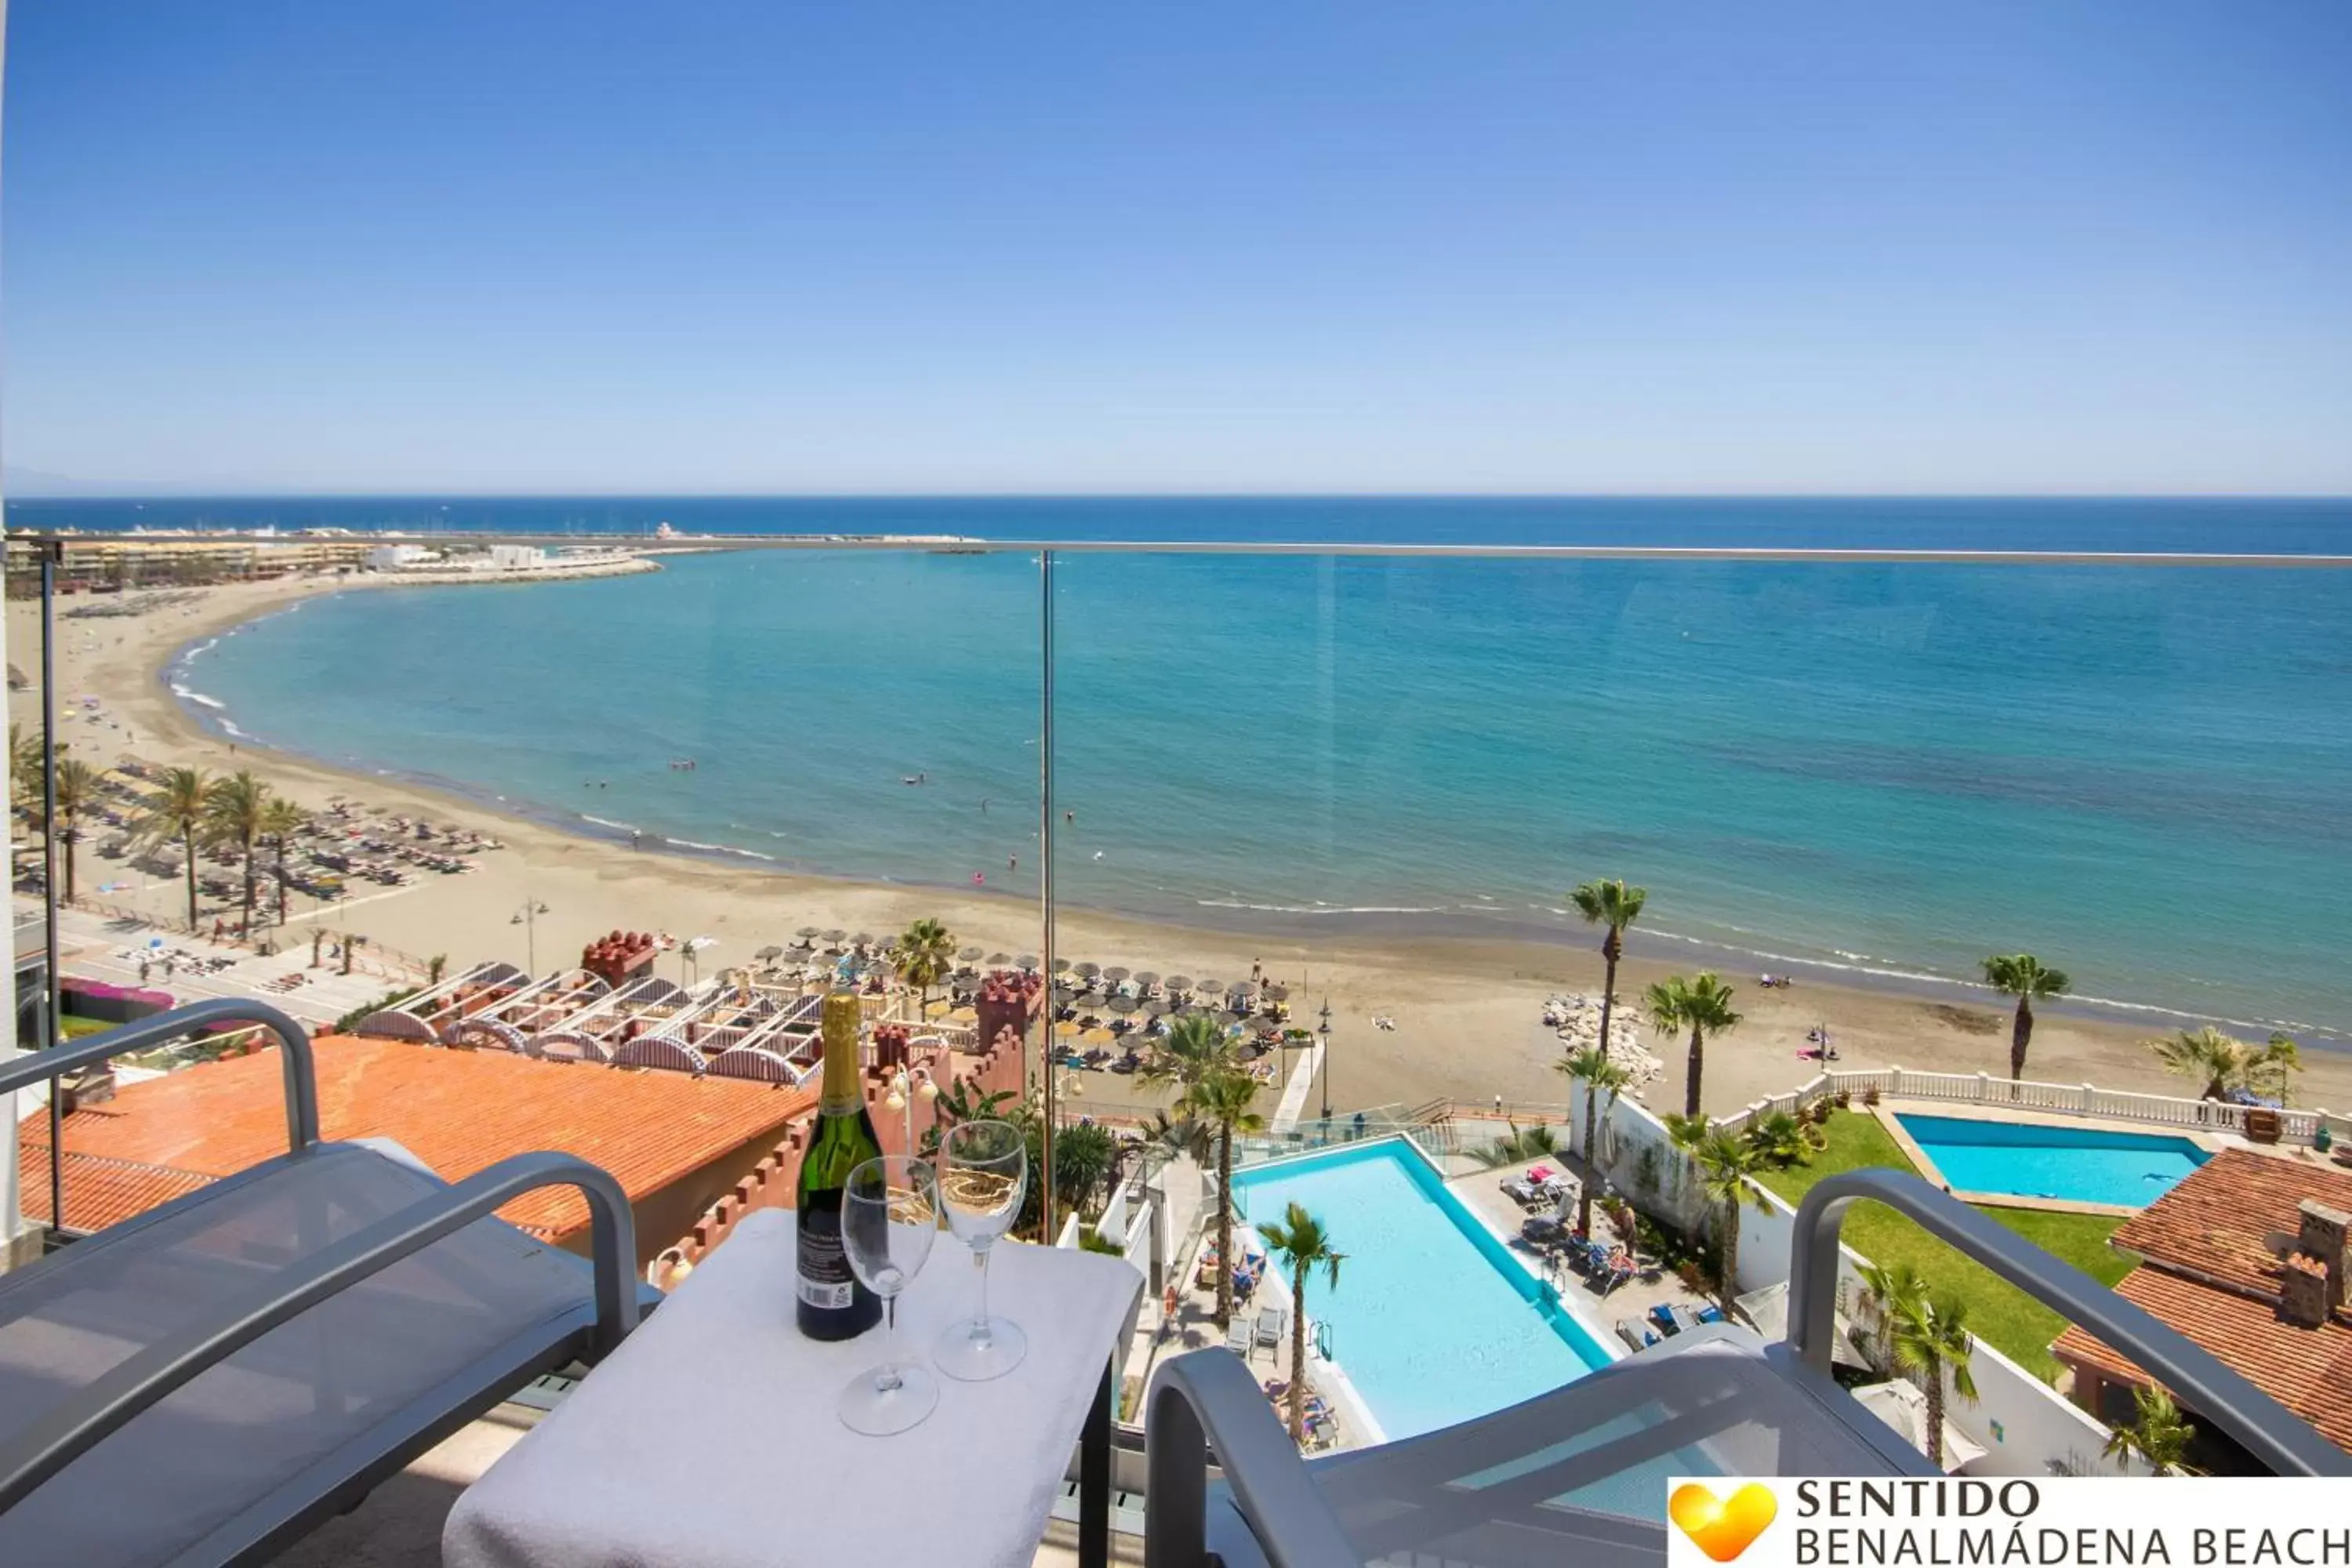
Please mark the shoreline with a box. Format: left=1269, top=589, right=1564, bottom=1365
left=16, top=571, right=2352, bottom=1120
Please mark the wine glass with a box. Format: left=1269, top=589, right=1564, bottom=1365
left=837, top=1156, right=941, bottom=1436
left=934, top=1117, right=1028, bottom=1381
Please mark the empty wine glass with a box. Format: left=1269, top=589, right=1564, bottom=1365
left=934, top=1117, right=1028, bottom=1381
left=837, top=1156, right=940, bottom=1436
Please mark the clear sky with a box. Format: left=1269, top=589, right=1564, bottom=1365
left=4, top=2, right=2348, bottom=495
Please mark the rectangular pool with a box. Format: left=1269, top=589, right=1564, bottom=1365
left=1229, top=1137, right=1615, bottom=1443
left=1893, top=1112, right=2209, bottom=1208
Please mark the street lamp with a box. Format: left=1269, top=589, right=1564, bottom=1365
left=884, top=1064, right=941, bottom=1152
left=1317, top=1000, right=1334, bottom=1121
left=510, top=899, right=550, bottom=973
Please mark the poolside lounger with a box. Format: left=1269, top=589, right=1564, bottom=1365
left=1615, top=1319, right=1660, bottom=1353
left=1254, top=1305, right=1287, bottom=1350
left=0, top=1000, right=650, bottom=1568
left=1225, top=1318, right=1254, bottom=1356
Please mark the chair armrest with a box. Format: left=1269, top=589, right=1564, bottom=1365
left=0, top=998, right=319, bottom=1152
left=1145, top=1348, right=1357, bottom=1568
left=0, top=1149, right=641, bottom=1513
left=1788, top=1167, right=2350, bottom=1477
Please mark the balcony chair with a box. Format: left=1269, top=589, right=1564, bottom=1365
left=0, top=999, right=652, bottom=1566
left=1145, top=1168, right=2352, bottom=1568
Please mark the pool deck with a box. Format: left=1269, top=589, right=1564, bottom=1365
left=1870, top=1098, right=2244, bottom=1216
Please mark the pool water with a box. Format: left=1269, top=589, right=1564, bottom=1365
left=1229, top=1138, right=1615, bottom=1442
left=1893, top=1113, right=2209, bottom=1207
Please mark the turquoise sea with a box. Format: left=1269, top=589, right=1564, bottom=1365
left=25, top=497, right=2349, bottom=1044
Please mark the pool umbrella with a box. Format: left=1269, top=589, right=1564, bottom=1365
left=1131, top=971, right=1160, bottom=990
left=1017, top=953, right=1040, bottom=971
left=1103, top=966, right=1130, bottom=985
left=986, top=952, right=1012, bottom=967
left=1075, top=960, right=1102, bottom=979
left=1108, top=994, right=1138, bottom=1014
left=797, top=926, right=822, bottom=939
left=960, top=946, right=984, bottom=961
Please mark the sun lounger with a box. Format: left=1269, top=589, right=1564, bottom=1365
left=1254, top=1305, right=1287, bottom=1350
left=1616, top=1318, right=1661, bottom=1353
left=0, top=1000, right=650, bottom=1567
left=1225, top=1318, right=1254, bottom=1356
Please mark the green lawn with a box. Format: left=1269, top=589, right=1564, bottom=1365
left=1751, top=1112, right=2131, bottom=1382
left=58, top=1014, right=118, bottom=1040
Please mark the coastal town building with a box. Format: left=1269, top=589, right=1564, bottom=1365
left=2052, top=1149, right=2352, bottom=1468
left=13, top=1033, right=817, bottom=1270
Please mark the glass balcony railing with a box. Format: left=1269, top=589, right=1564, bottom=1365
left=5, top=521, right=2351, bottom=1559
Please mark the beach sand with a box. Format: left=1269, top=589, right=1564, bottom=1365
left=12, top=574, right=2351, bottom=1121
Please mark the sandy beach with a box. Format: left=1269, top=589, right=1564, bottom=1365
left=13, top=571, right=2352, bottom=1121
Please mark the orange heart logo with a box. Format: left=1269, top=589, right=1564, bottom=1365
left=1669, top=1482, right=1779, bottom=1562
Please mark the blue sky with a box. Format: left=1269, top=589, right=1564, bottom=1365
left=4, top=3, right=2348, bottom=494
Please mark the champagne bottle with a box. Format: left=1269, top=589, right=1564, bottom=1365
left=796, top=990, right=884, bottom=1340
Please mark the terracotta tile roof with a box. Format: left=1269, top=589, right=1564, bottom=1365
left=2053, top=1268, right=2352, bottom=1454
left=34, top=1036, right=815, bottom=1244
left=2108, top=1148, right=2352, bottom=1301
left=15, top=1144, right=216, bottom=1232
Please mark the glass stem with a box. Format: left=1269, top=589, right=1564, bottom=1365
left=876, top=1295, right=902, bottom=1393
left=973, top=1241, right=994, bottom=1345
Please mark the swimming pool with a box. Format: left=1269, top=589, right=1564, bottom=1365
left=1229, top=1137, right=1616, bottom=1443
left=1892, top=1112, right=2209, bottom=1208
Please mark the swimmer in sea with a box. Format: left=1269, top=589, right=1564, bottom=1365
left=1008, top=855, right=1018, bottom=872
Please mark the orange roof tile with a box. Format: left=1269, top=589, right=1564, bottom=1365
left=36, top=1036, right=815, bottom=1244
left=2108, top=1148, right=2352, bottom=1301
left=16, top=1145, right=216, bottom=1232
left=2053, top=1268, right=2352, bottom=1454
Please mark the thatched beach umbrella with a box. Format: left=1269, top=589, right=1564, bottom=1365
left=1108, top=994, right=1138, bottom=1015
left=1215, top=1010, right=1243, bottom=1028
left=1017, top=953, right=1040, bottom=971
left=823, top=929, right=848, bottom=943
left=1229, top=980, right=1258, bottom=1001
left=1195, top=978, right=1223, bottom=996
left=986, top=952, right=1012, bottom=967
left=1163, top=975, right=1192, bottom=993
left=1144, top=997, right=1172, bottom=1017
left=755, top=945, right=784, bottom=963
left=797, top=926, right=822, bottom=939
left=1054, top=1019, right=1082, bottom=1037
left=1051, top=956, right=1072, bottom=972
left=1131, top=971, right=1160, bottom=991
left=960, top=946, right=984, bottom=962
left=1051, top=986, right=1076, bottom=1007
left=1075, top=960, right=1101, bottom=979
left=1263, top=984, right=1289, bottom=1003
left=1103, top=966, right=1130, bottom=984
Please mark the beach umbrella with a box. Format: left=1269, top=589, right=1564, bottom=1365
left=1229, top=981, right=1259, bottom=1000
left=1263, top=984, right=1289, bottom=1002
left=1216, top=1011, right=1243, bottom=1028
left=925, top=999, right=952, bottom=1018
left=1144, top=997, right=1172, bottom=1017
left=1195, top=978, right=1223, bottom=996
left=878, top=935, right=899, bottom=952
left=852, top=932, right=875, bottom=948
left=823, top=929, right=848, bottom=943
left=960, top=946, right=984, bottom=961
left=1103, top=966, right=1130, bottom=984
left=1054, top=1019, right=1082, bottom=1037
left=1131, top=971, right=1160, bottom=990
left=1051, top=956, right=1071, bottom=972
left=950, top=1006, right=978, bottom=1023
left=1017, top=953, right=1040, bottom=971
left=1075, top=960, right=1101, bottom=979
left=797, top=926, right=822, bottom=939
left=1108, top=994, right=1138, bottom=1015
left=1051, top=986, right=1076, bottom=1007
left=1082, top=1026, right=1116, bottom=1044
left=1163, top=975, right=1192, bottom=993
left=754, top=945, right=783, bottom=963
left=986, top=952, right=1012, bottom=967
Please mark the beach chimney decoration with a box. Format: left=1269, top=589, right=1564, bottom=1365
left=582, top=930, right=659, bottom=988
left=2281, top=1199, right=2350, bottom=1327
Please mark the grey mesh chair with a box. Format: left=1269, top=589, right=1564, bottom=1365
left=1145, top=1169, right=2352, bottom=1568
left=0, top=999, right=652, bottom=1566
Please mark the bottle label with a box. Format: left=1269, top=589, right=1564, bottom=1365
left=797, top=1207, right=856, bottom=1310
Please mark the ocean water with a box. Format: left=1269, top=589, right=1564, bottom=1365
left=44, top=496, right=2350, bottom=1044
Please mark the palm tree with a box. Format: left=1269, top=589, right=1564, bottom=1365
left=1887, top=1290, right=1978, bottom=1470
left=1559, top=1045, right=1631, bottom=1234
left=203, top=769, right=271, bottom=931
left=8, top=720, right=47, bottom=808
left=1980, top=954, right=2070, bottom=1080
left=1855, top=1259, right=1925, bottom=1374
left=1141, top=1011, right=1243, bottom=1092
left=2147, top=1025, right=2302, bottom=1103
left=1257, top=1202, right=1345, bottom=1443
left=138, top=765, right=213, bottom=931
left=2102, top=1383, right=2198, bottom=1475
left=2263, top=1033, right=2303, bottom=1107
left=1646, top=971, right=1741, bottom=1118
left=1691, top=1129, right=1762, bottom=1309
left=1746, top=1109, right=1816, bottom=1168
left=1570, top=877, right=1646, bottom=1096
left=919, top=1076, right=1017, bottom=1156
left=895, top=917, right=955, bottom=1016
left=1185, top=1066, right=1266, bottom=1329
left=51, top=758, right=101, bottom=902
left=256, top=795, right=307, bottom=925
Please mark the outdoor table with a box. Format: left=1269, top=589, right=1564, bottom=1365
left=445, top=1207, right=1142, bottom=1568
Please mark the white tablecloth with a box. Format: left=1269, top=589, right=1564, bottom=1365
left=445, top=1207, right=1143, bottom=1568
